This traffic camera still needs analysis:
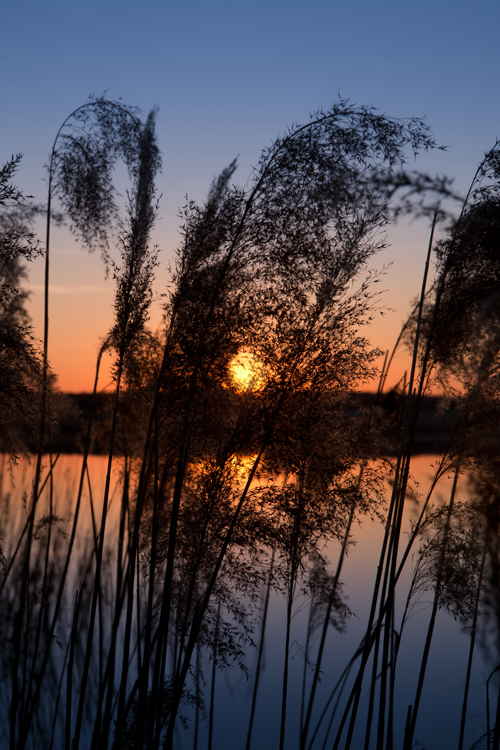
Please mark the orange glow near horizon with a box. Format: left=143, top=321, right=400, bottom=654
left=47, top=322, right=418, bottom=395
left=24, top=231, right=435, bottom=395
left=41, top=310, right=423, bottom=395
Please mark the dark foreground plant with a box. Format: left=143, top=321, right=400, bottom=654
left=0, top=155, right=42, bottom=459
left=3, top=97, right=155, bottom=750
left=5, top=100, right=500, bottom=750
left=326, top=141, right=500, bottom=750
left=109, top=99, right=444, bottom=750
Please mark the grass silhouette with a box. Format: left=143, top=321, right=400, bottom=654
left=1, top=101, right=500, bottom=750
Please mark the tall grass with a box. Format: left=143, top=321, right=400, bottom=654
left=1, top=101, right=500, bottom=750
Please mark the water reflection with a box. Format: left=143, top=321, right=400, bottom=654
left=0, top=453, right=489, bottom=750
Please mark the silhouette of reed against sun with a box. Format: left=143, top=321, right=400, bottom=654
left=229, top=351, right=267, bottom=392
left=1, top=96, right=500, bottom=750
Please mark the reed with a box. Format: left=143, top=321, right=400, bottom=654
left=3, top=101, right=500, bottom=750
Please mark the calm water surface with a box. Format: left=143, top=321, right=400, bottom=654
left=0, top=453, right=491, bottom=750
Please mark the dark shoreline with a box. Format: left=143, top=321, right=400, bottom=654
left=19, top=390, right=459, bottom=458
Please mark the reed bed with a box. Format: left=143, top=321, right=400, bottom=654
left=1, top=97, right=500, bottom=750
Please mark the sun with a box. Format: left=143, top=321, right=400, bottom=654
left=229, top=351, right=266, bottom=392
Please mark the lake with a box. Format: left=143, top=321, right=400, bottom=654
left=0, top=452, right=492, bottom=750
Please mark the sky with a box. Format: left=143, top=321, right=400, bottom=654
left=2, top=0, right=500, bottom=392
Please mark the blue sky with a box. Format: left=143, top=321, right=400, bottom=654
left=2, top=0, right=500, bottom=389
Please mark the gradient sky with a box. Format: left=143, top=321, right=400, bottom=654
left=2, top=0, right=500, bottom=392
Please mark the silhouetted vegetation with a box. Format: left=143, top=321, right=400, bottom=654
left=0, top=156, right=43, bottom=459
left=2, top=98, right=500, bottom=750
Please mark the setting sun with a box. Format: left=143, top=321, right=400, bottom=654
left=229, top=351, right=266, bottom=392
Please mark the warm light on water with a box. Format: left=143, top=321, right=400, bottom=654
left=0, top=453, right=489, bottom=750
